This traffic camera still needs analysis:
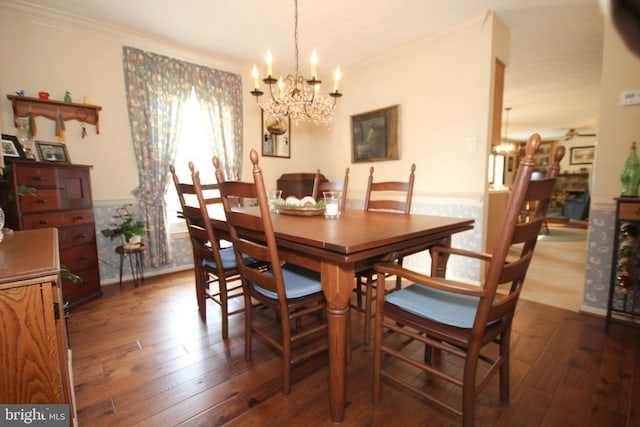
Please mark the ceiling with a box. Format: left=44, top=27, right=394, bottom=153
left=13, top=0, right=604, bottom=142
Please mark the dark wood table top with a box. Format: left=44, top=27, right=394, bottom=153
left=270, top=208, right=473, bottom=257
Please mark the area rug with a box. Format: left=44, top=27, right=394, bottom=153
left=537, top=227, right=587, bottom=242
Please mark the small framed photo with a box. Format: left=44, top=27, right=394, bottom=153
left=36, top=140, right=71, bottom=163
left=351, top=105, right=399, bottom=163
left=2, top=134, right=26, bottom=159
left=569, top=146, right=595, bottom=165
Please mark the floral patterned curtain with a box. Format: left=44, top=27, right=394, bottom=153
left=192, top=66, right=243, bottom=180
left=122, top=46, right=243, bottom=266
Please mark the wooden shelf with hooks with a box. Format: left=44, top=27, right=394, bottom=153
left=6, top=94, right=102, bottom=134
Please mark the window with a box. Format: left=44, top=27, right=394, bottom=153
left=166, top=88, right=219, bottom=232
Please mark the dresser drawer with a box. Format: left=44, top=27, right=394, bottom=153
left=61, top=243, right=98, bottom=272
left=19, top=189, right=61, bottom=212
left=58, top=224, right=96, bottom=249
left=618, top=202, right=640, bottom=221
left=61, top=265, right=101, bottom=304
left=22, top=209, right=94, bottom=229
left=16, top=166, right=57, bottom=187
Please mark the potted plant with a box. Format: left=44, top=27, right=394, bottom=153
left=100, top=204, right=146, bottom=249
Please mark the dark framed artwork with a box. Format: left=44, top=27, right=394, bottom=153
left=35, top=140, right=71, bottom=163
left=261, top=111, right=291, bottom=158
left=1, top=134, right=25, bottom=158
left=569, top=146, right=595, bottom=165
left=351, top=105, right=399, bottom=163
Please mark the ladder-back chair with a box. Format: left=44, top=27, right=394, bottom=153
left=169, top=163, right=244, bottom=339
left=213, top=150, right=329, bottom=394
left=312, top=167, right=350, bottom=208
left=353, top=163, right=416, bottom=344
left=372, top=134, right=565, bottom=426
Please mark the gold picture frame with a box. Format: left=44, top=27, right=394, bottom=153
left=35, top=140, right=71, bottom=163
left=570, top=146, right=595, bottom=165
left=261, top=111, right=291, bottom=158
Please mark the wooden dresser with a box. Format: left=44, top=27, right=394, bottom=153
left=1, top=159, right=102, bottom=307
left=0, top=228, right=76, bottom=422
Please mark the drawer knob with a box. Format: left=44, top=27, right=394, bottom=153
left=80, top=255, right=89, bottom=260
left=78, top=233, right=87, bottom=239
left=76, top=215, right=85, bottom=220
left=37, top=199, right=47, bottom=204
left=34, top=175, right=44, bottom=182
left=39, top=220, right=49, bottom=225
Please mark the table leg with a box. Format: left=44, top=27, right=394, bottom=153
left=321, top=260, right=354, bottom=424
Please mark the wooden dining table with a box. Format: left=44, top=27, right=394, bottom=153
left=210, top=207, right=474, bottom=423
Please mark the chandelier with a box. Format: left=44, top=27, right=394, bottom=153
left=250, top=0, right=342, bottom=125
left=494, top=107, right=517, bottom=154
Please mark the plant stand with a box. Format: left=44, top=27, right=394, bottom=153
left=116, top=244, right=147, bottom=288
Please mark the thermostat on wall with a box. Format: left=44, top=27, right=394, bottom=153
left=620, top=89, right=640, bottom=106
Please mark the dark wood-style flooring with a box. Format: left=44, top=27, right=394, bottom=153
left=68, top=270, right=640, bottom=426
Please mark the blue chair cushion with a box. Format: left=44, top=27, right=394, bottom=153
left=253, top=264, right=322, bottom=300
left=386, top=284, right=494, bottom=329
left=202, top=246, right=255, bottom=270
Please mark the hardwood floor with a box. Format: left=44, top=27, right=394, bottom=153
left=519, top=225, right=587, bottom=312
left=68, top=270, right=640, bottom=426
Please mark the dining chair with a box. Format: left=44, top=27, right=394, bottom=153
left=518, top=170, right=550, bottom=234
left=353, top=163, right=416, bottom=344
left=312, top=167, right=350, bottom=208
left=169, top=163, right=244, bottom=339
left=372, top=134, right=565, bottom=427
left=213, top=150, right=329, bottom=394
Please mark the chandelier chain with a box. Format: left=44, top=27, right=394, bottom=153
left=294, top=0, right=299, bottom=74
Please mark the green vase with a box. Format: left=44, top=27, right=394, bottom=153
left=621, top=141, right=640, bottom=197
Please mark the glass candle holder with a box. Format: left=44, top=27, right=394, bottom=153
left=323, top=191, right=341, bottom=219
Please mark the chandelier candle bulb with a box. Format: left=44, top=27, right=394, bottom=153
left=278, top=77, right=284, bottom=98
left=311, top=49, right=318, bottom=79
left=266, top=50, right=273, bottom=77
left=333, top=67, right=341, bottom=92
left=252, top=66, right=260, bottom=89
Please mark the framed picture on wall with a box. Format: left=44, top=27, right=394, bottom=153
left=570, top=146, right=595, bottom=165
left=261, top=111, right=291, bottom=158
left=351, top=105, right=399, bottom=163
left=35, top=140, right=71, bottom=163
left=1, top=134, right=25, bottom=159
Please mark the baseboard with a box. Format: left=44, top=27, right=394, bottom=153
left=579, top=304, right=606, bottom=318
left=100, top=265, right=193, bottom=286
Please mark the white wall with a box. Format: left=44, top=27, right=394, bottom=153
left=304, top=14, right=508, bottom=206
left=0, top=4, right=262, bottom=203
left=592, top=18, right=640, bottom=204
left=0, top=5, right=507, bottom=207
left=580, top=8, right=640, bottom=314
